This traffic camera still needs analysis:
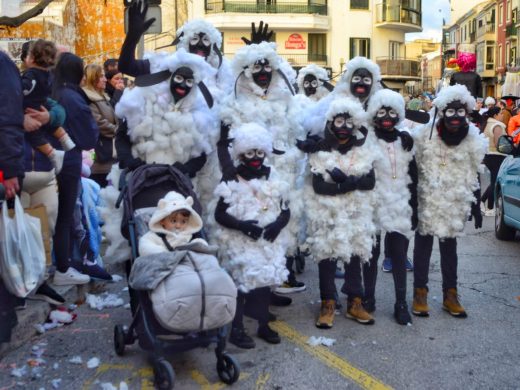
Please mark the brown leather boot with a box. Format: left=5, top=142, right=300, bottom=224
left=412, top=287, right=430, bottom=317
left=346, top=297, right=375, bottom=325
left=443, top=288, right=467, bottom=318
left=316, top=299, right=335, bottom=329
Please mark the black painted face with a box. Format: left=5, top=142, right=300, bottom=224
left=170, top=67, right=194, bottom=103
left=303, top=74, right=318, bottom=97
left=442, top=100, right=468, bottom=132
left=189, top=32, right=211, bottom=59
left=240, top=149, right=266, bottom=170
left=374, top=106, right=399, bottom=131
left=350, top=68, right=373, bottom=99
left=329, top=113, right=354, bottom=141
left=251, top=59, right=272, bottom=89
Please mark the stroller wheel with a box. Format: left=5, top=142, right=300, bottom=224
left=114, top=325, right=126, bottom=356
left=153, top=359, right=175, bottom=390
left=216, top=354, right=240, bottom=385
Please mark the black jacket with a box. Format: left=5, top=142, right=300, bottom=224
left=450, top=71, right=483, bottom=99
left=0, top=51, right=25, bottom=179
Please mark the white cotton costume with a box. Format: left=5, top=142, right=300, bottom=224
left=366, top=90, right=414, bottom=237
left=304, top=56, right=383, bottom=136
left=211, top=124, right=290, bottom=292
left=138, top=191, right=207, bottom=256
left=219, top=42, right=306, bottom=253
left=294, top=64, right=331, bottom=108
left=305, top=99, right=378, bottom=263
left=412, top=85, right=488, bottom=238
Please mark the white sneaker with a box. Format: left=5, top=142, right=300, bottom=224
left=49, top=150, right=65, bottom=175
left=53, top=267, right=90, bottom=286
left=485, top=209, right=495, bottom=217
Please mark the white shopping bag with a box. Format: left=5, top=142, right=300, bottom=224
left=0, top=196, right=46, bottom=297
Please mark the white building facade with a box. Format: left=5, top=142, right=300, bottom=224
left=189, top=0, right=422, bottom=92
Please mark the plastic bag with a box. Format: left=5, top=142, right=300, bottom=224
left=0, top=196, right=46, bottom=297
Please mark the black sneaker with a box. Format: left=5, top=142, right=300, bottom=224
left=31, top=283, right=66, bottom=305
left=75, top=262, right=112, bottom=281
left=394, top=302, right=412, bottom=325
left=269, top=292, right=292, bottom=306
left=229, top=327, right=255, bottom=349
left=257, top=325, right=281, bottom=344
left=275, top=278, right=306, bottom=294
left=362, top=297, right=376, bottom=313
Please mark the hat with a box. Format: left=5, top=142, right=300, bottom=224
left=148, top=191, right=202, bottom=235
left=340, top=56, right=382, bottom=91
left=433, top=84, right=476, bottom=116
left=175, top=19, right=222, bottom=51
left=484, top=96, right=496, bottom=106
left=366, top=89, right=406, bottom=127
left=231, top=123, right=273, bottom=160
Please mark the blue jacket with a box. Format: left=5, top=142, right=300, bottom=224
left=24, top=99, right=66, bottom=172
left=0, top=52, right=25, bottom=179
left=53, top=84, right=99, bottom=176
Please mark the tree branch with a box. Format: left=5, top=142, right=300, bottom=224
left=0, top=0, right=55, bottom=28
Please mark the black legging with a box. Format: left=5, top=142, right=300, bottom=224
left=53, top=171, right=81, bottom=273
left=413, top=232, right=458, bottom=291
left=482, top=154, right=506, bottom=209
left=386, top=232, right=409, bottom=302
left=232, top=287, right=270, bottom=329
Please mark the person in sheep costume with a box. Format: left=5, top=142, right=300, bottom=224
left=303, top=98, right=378, bottom=329
left=212, top=122, right=291, bottom=349
left=366, top=89, right=418, bottom=325
left=295, top=64, right=333, bottom=106
left=118, top=1, right=232, bottom=100
left=220, top=40, right=307, bottom=294
left=411, top=84, right=487, bottom=318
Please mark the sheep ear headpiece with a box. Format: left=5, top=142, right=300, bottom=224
left=232, top=41, right=295, bottom=98
left=134, top=49, right=216, bottom=108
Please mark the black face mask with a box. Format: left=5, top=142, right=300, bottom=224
left=252, top=59, right=272, bottom=90
left=350, top=68, right=373, bottom=99
left=442, top=100, right=468, bottom=132
left=170, top=67, right=194, bottom=103
left=240, top=149, right=266, bottom=171
left=188, top=32, right=211, bottom=59
left=374, top=106, right=399, bottom=131
left=303, top=74, right=318, bottom=97
left=328, top=113, right=354, bottom=141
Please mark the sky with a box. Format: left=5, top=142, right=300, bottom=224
left=405, top=0, right=452, bottom=42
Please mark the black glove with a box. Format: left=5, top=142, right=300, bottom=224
left=296, top=135, right=321, bottom=153
left=176, top=153, right=207, bottom=178
left=127, top=0, right=156, bottom=42
left=238, top=220, right=263, bottom=240
left=326, top=168, right=348, bottom=183
left=128, top=157, right=145, bottom=170
left=399, top=131, right=414, bottom=152
left=241, top=21, right=274, bottom=45
left=411, top=212, right=418, bottom=231
left=219, top=122, right=232, bottom=146
left=263, top=208, right=290, bottom=242
left=356, top=169, right=376, bottom=190
left=470, top=203, right=483, bottom=229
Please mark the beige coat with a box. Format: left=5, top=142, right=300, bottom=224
left=82, top=87, right=118, bottom=175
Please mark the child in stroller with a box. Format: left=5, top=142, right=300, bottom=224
left=114, top=165, right=239, bottom=390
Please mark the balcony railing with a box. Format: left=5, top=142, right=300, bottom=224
left=376, top=57, right=420, bottom=77
left=205, top=0, right=328, bottom=15
left=506, top=24, right=518, bottom=38
left=375, top=4, right=421, bottom=27
left=350, top=0, right=369, bottom=10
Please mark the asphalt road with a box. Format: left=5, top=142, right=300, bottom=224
left=1, top=216, right=519, bottom=390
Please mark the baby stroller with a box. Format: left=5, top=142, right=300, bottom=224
left=113, top=164, right=240, bottom=390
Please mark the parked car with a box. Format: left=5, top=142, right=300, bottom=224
left=495, top=136, right=520, bottom=240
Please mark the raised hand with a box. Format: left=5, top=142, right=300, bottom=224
left=127, top=0, right=156, bottom=41
left=241, top=21, right=274, bottom=45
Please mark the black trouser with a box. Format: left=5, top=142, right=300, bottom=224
left=386, top=232, right=409, bottom=302
left=482, top=154, right=506, bottom=209
left=232, top=287, right=270, bottom=329
left=319, top=236, right=380, bottom=302
left=413, top=232, right=458, bottom=291
left=384, top=232, right=410, bottom=259
left=53, top=171, right=81, bottom=272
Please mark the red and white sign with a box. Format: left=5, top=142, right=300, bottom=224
left=285, top=34, right=306, bottom=50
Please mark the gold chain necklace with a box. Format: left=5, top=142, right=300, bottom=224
left=439, top=143, right=448, bottom=167
left=238, top=176, right=271, bottom=212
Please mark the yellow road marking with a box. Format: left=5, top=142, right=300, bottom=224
left=191, top=369, right=251, bottom=389
left=271, top=321, right=393, bottom=390
left=82, top=363, right=153, bottom=390
left=255, top=372, right=270, bottom=389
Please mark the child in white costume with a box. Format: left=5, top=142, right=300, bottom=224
left=303, top=98, right=378, bottom=329
left=212, top=122, right=291, bottom=349
left=411, top=84, right=487, bottom=318
left=366, top=89, right=418, bottom=325
left=138, top=191, right=207, bottom=256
